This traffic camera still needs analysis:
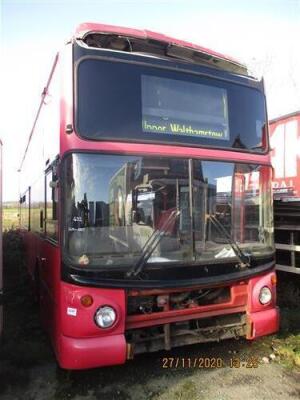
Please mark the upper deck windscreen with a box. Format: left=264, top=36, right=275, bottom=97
left=141, top=75, right=229, bottom=141
left=76, top=58, right=267, bottom=152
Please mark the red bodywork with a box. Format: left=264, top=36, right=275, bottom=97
left=21, top=23, right=279, bottom=370
left=270, top=111, right=300, bottom=199
left=56, top=272, right=278, bottom=369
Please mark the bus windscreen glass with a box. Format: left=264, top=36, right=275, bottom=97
left=76, top=59, right=267, bottom=152
left=63, top=153, right=274, bottom=271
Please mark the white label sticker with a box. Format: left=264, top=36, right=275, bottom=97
left=67, top=307, right=77, bottom=317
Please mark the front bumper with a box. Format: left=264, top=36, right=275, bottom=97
left=247, top=307, right=280, bottom=339
left=57, top=306, right=279, bottom=369
left=58, top=333, right=126, bottom=370
left=57, top=271, right=279, bottom=369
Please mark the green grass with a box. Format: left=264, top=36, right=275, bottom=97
left=272, top=333, right=300, bottom=368
left=173, top=380, right=198, bottom=400
left=247, top=307, right=300, bottom=370
left=0, top=230, right=53, bottom=397
left=272, top=307, right=300, bottom=368
left=3, top=207, right=19, bottom=231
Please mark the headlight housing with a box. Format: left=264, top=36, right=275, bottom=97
left=94, top=306, right=117, bottom=328
left=259, top=286, right=272, bottom=305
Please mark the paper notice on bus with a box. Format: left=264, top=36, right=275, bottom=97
left=67, top=307, right=77, bottom=317
left=215, top=247, right=235, bottom=259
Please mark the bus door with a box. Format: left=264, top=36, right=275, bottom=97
left=39, top=162, right=59, bottom=334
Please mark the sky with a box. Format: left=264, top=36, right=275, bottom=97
left=1, top=0, right=300, bottom=201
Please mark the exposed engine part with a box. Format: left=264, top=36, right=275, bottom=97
left=195, top=288, right=226, bottom=302
left=126, top=313, right=246, bottom=354
left=127, top=296, right=156, bottom=315
left=169, top=292, right=190, bottom=304
left=127, top=287, right=230, bottom=315
left=157, top=295, right=169, bottom=308
left=170, top=288, right=229, bottom=309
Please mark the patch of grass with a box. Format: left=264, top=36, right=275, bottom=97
left=0, top=363, right=30, bottom=396
left=271, top=275, right=300, bottom=369
left=272, top=334, right=300, bottom=368
left=230, top=306, right=300, bottom=371
left=153, top=379, right=200, bottom=400
left=174, top=380, right=197, bottom=400
left=0, top=229, right=53, bottom=397
left=3, top=229, right=25, bottom=273
left=248, top=307, right=300, bottom=370
left=3, top=208, right=19, bottom=231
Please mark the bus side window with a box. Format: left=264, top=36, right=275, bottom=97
left=45, top=169, right=58, bottom=241
left=20, top=188, right=31, bottom=231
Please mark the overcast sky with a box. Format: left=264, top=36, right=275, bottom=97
left=1, top=0, right=300, bottom=201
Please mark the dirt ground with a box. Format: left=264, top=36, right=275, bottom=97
left=1, top=231, right=300, bottom=400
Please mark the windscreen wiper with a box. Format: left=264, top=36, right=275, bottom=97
left=207, top=214, right=251, bottom=269
left=127, top=210, right=181, bottom=278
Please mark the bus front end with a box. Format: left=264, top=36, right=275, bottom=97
left=57, top=25, right=279, bottom=369
left=59, top=154, right=278, bottom=369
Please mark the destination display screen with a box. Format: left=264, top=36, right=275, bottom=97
left=141, top=75, right=229, bottom=141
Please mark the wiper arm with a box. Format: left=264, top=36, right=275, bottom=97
left=208, top=214, right=250, bottom=269
left=127, top=210, right=181, bottom=278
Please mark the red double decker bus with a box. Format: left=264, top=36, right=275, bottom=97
left=19, top=23, right=279, bottom=369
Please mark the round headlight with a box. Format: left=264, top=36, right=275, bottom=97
left=94, top=306, right=117, bottom=328
left=259, top=286, right=272, bottom=305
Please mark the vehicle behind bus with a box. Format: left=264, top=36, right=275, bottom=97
left=19, top=23, right=279, bottom=369
left=270, top=111, right=300, bottom=274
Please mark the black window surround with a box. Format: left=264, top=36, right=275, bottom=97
left=73, top=44, right=269, bottom=154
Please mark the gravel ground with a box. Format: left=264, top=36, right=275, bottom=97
left=1, top=231, right=300, bottom=400
left=1, top=331, right=300, bottom=400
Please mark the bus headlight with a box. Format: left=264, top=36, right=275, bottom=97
left=94, top=306, right=117, bottom=328
left=259, top=286, right=272, bottom=305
